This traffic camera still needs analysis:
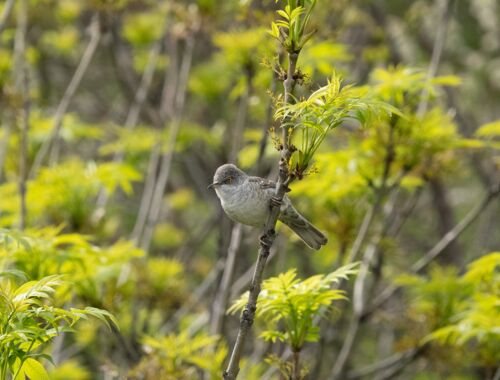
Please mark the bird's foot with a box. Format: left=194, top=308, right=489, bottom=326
left=269, top=196, right=282, bottom=209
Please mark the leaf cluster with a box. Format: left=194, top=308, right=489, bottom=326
left=0, top=271, right=116, bottom=379
left=228, top=263, right=359, bottom=351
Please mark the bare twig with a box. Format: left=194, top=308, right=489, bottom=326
left=30, top=14, right=101, bottom=177
left=223, top=50, right=299, bottom=380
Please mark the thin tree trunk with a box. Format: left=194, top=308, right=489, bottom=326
left=30, top=14, right=101, bottom=177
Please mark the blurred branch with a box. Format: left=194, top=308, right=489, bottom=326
left=139, top=31, right=197, bottom=252
left=160, top=258, right=225, bottom=334
left=366, top=182, right=500, bottom=316
left=0, top=0, right=15, bottom=36
left=347, top=347, right=422, bottom=379
left=256, top=70, right=277, bottom=174
left=95, top=27, right=165, bottom=213
left=15, top=0, right=29, bottom=230
left=0, top=120, right=11, bottom=180
left=416, top=0, right=455, bottom=117
left=210, top=224, right=243, bottom=335
left=30, top=14, right=101, bottom=177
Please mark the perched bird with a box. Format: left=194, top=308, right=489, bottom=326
left=208, top=164, right=327, bottom=250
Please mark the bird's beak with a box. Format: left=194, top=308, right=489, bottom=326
left=207, top=181, right=221, bottom=190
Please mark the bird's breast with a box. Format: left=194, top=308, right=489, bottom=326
left=220, top=184, right=269, bottom=227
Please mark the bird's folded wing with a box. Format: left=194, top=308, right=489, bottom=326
left=248, top=176, right=276, bottom=190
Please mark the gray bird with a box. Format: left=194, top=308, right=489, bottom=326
left=208, top=164, right=327, bottom=250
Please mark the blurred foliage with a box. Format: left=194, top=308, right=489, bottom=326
left=399, top=252, right=499, bottom=370
left=130, top=331, right=227, bottom=380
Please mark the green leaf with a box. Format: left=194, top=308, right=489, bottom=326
left=13, top=358, right=50, bottom=380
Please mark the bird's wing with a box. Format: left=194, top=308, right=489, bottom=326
left=248, top=176, right=276, bottom=190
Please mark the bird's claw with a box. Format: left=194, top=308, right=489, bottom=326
left=269, top=196, right=282, bottom=209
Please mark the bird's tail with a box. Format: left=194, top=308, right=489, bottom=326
left=280, top=206, right=327, bottom=250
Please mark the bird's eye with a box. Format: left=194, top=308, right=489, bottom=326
left=225, top=177, right=233, bottom=184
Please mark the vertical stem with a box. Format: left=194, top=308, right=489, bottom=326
left=223, top=51, right=299, bottom=380
left=292, top=349, right=301, bottom=380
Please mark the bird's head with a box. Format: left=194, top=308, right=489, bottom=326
left=208, top=164, right=246, bottom=192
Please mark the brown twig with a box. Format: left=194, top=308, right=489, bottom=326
left=222, top=50, right=299, bottom=380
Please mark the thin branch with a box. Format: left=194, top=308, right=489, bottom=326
left=210, top=224, right=243, bottom=335
left=29, top=14, right=101, bottom=177
left=230, top=243, right=278, bottom=301
left=223, top=50, right=299, bottom=380
left=0, top=121, right=11, bottom=180
left=0, top=0, right=15, bottom=36
left=130, top=144, right=161, bottom=242
left=292, top=349, right=301, bottom=380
